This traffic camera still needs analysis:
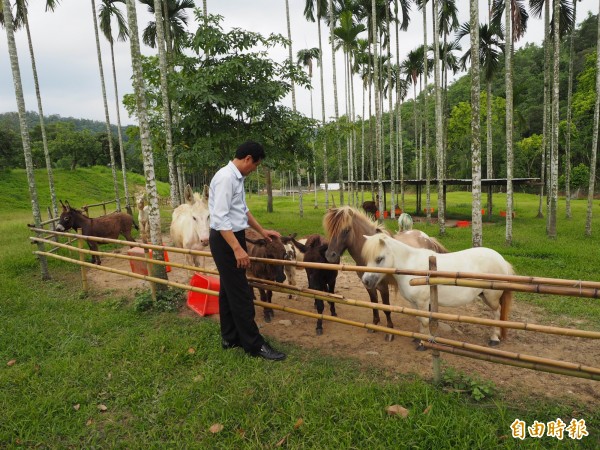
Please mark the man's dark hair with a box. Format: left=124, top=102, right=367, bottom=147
left=235, top=141, right=266, bottom=162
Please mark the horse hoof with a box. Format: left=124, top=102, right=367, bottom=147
left=331, top=312, right=338, bottom=317
left=385, top=334, right=394, bottom=342
left=415, top=342, right=427, bottom=352
left=316, top=328, right=323, bottom=336
left=264, top=315, right=272, bottom=323
left=488, top=339, right=500, bottom=347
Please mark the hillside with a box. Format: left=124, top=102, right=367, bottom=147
left=0, top=167, right=171, bottom=212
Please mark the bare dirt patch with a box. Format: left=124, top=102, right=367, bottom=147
left=86, top=239, right=600, bottom=409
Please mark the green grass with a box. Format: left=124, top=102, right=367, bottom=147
left=0, top=167, right=599, bottom=448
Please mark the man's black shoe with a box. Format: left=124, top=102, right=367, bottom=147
left=251, top=343, right=286, bottom=361
left=221, top=339, right=241, bottom=350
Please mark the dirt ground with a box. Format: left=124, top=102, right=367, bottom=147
left=87, top=239, right=600, bottom=409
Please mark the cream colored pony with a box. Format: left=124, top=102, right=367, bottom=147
left=361, top=233, right=514, bottom=346
left=170, top=185, right=210, bottom=269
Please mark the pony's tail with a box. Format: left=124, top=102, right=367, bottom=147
left=499, top=290, right=513, bottom=340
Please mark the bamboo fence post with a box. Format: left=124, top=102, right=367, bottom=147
left=78, top=236, right=88, bottom=291
left=429, top=255, right=441, bottom=384
left=144, top=246, right=156, bottom=302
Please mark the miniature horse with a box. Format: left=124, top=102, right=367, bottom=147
left=170, top=185, right=210, bottom=269
left=245, top=229, right=294, bottom=322
left=292, top=234, right=338, bottom=335
left=323, top=206, right=448, bottom=341
left=55, top=200, right=137, bottom=265
left=361, top=233, right=514, bottom=347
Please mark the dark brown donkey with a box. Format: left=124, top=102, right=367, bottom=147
left=245, top=229, right=293, bottom=322
left=291, top=234, right=338, bottom=336
left=55, top=200, right=137, bottom=265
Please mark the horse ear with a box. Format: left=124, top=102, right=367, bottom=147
left=65, top=200, right=71, bottom=211
left=184, top=185, right=194, bottom=204
left=202, top=185, right=209, bottom=202
left=60, top=200, right=66, bottom=210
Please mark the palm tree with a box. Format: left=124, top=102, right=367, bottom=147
left=285, top=0, right=304, bottom=218
left=139, top=0, right=193, bottom=55
left=90, top=0, right=121, bottom=211
left=124, top=0, right=167, bottom=283
left=153, top=0, right=179, bottom=209
left=371, top=0, right=384, bottom=221
left=564, top=0, right=579, bottom=219
left=328, top=0, right=344, bottom=206
left=585, top=0, right=600, bottom=236
left=432, top=0, right=446, bottom=235
left=401, top=47, right=424, bottom=181
left=334, top=9, right=364, bottom=208
left=304, top=0, right=330, bottom=208
left=99, top=0, right=131, bottom=213
left=456, top=22, right=504, bottom=220
left=11, top=0, right=59, bottom=219
left=492, top=0, right=528, bottom=245
left=2, top=0, right=49, bottom=279
left=297, top=47, right=321, bottom=208
left=469, top=0, right=482, bottom=246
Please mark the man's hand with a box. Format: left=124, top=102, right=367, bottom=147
left=234, top=246, right=250, bottom=268
left=262, top=229, right=281, bottom=243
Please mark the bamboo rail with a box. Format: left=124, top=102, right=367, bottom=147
left=249, top=279, right=600, bottom=340
left=410, top=277, right=600, bottom=299
left=251, top=299, right=600, bottom=380
left=30, top=227, right=600, bottom=382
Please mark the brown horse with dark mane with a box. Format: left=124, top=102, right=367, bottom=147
left=55, top=200, right=137, bottom=265
left=323, top=206, right=447, bottom=341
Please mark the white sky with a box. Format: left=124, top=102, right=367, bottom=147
left=1, top=0, right=598, bottom=126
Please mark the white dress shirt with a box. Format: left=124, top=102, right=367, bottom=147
left=209, top=161, right=249, bottom=232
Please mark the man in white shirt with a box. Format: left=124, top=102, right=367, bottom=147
left=208, top=141, right=286, bottom=361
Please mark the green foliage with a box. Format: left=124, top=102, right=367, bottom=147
left=559, top=163, right=590, bottom=191
left=133, top=287, right=186, bottom=313
left=442, top=367, right=496, bottom=402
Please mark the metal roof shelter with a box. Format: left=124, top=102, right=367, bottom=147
left=353, top=178, right=542, bottom=217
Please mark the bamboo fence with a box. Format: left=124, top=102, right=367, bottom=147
left=29, top=227, right=600, bottom=383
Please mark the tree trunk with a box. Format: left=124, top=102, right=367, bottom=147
left=433, top=0, right=445, bottom=235
left=125, top=0, right=167, bottom=283
left=22, top=7, right=58, bottom=219
left=317, top=17, right=329, bottom=209
left=548, top=0, right=560, bottom=238
left=386, top=5, right=396, bottom=218
left=372, top=0, right=384, bottom=222
left=328, top=0, right=344, bottom=206
left=109, top=40, right=131, bottom=212
left=585, top=1, right=600, bottom=236
left=91, top=0, right=121, bottom=211
left=470, top=0, right=481, bottom=246
left=504, top=0, right=514, bottom=245
left=565, top=0, right=577, bottom=219
left=3, top=0, right=49, bottom=279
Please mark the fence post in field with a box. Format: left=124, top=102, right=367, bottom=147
left=429, top=255, right=441, bottom=384
left=78, top=236, right=88, bottom=291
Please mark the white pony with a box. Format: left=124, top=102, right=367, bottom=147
left=360, top=234, right=514, bottom=346
left=136, top=194, right=150, bottom=243
left=170, top=184, right=210, bottom=268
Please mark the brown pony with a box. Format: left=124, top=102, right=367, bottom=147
left=245, top=229, right=294, bottom=322
left=56, top=200, right=137, bottom=265
left=323, top=206, right=447, bottom=341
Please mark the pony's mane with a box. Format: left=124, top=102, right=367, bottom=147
left=323, top=205, right=378, bottom=237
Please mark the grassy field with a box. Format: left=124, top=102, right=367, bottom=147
left=1, top=168, right=598, bottom=448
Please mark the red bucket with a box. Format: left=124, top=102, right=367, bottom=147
left=187, top=274, right=220, bottom=316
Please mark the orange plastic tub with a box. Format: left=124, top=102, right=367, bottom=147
left=187, top=274, right=220, bottom=316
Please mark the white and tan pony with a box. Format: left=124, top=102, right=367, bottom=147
left=360, top=233, right=514, bottom=346
left=170, top=184, right=210, bottom=269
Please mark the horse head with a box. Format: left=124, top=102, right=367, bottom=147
left=360, top=234, right=393, bottom=290
left=56, top=200, right=77, bottom=232
left=247, top=236, right=287, bottom=283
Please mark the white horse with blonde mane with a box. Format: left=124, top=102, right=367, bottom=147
left=360, top=233, right=514, bottom=346
left=170, top=184, right=210, bottom=269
